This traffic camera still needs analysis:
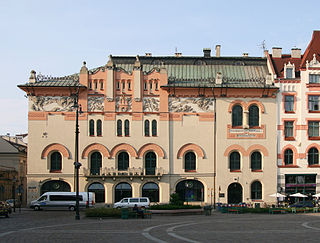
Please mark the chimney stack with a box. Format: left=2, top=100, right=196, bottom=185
left=175, top=52, right=182, bottom=57
left=291, top=48, right=301, bottom=58
left=203, top=48, right=211, bottom=58
left=145, top=53, right=152, bottom=57
left=215, top=45, right=221, bottom=57
left=272, top=47, right=282, bottom=58
left=243, top=53, right=249, bottom=57
left=29, top=70, right=36, bottom=83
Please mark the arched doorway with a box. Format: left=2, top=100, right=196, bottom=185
left=88, top=182, right=105, bottom=203
left=176, top=180, right=204, bottom=202
left=227, top=183, right=243, bottom=204
left=142, top=182, right=159, bottom=202
left=40, top=180, right=71, bottom=195
left=115, top=182, right=132, bottom=203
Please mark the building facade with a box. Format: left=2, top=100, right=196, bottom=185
left=268, top=30, right=320, bottom=200
left=0, top=136, right=27, bottom=206
left=19, top=48, right=278, bottom=206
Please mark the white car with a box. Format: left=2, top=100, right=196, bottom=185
left=113, top=197, right=150, bottom=208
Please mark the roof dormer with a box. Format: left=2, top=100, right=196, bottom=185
left=284, top=61, right=295, bottom=79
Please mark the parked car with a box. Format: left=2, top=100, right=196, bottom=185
left=113, top=197, right=150, bottom=209
left=288, top=201, right=314, bottom=208
left=0, top=201, right=10, bottom=218
left=6, top=199, right=18, bottom=208
left=30, top=192, right=95, bottom=211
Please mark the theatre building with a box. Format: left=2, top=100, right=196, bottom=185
left=267, top=30, right=320, bottom=198
left=19, top=47, right=278, bottom=205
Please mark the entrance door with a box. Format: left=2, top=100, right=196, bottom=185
left=227, top=183, right=242, bottom=204
left=88, top=182, right=105, bottom=203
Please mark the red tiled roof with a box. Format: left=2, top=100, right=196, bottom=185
left=269, top=54, right=301, bottom=78
left=300, top=30, right=320, bottom=69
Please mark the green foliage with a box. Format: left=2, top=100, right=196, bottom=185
left=85, top=207, right=121, bottom=218
left=169, top=193, right=184, bottom=206
left=150, top=204, right=201, bottom=210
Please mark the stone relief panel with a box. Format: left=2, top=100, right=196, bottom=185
left=169, top=97, right=214, bottom=112
left=88, top=96, right=104, bottom=112
left=143, top=97, right=160, bottom=112
left=29, top=96, right=74, bottom=112
left=116, top=96, right=132, bottom=112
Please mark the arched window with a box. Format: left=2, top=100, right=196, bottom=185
left=249, top=105, right=259, bottom=127
left=251, top=181, right=262, bottom=199
left=229, top=151, right=240, bottom=171
left=176, top=180, right=204, bottom=202
left=118, top=152, right=129, bottom=171
left=152, top=120, right=157, bottom=136
left=232, top=105, right=243, bottom=127
left=88, top=183, right=105, bottom=203
left=284, top=149, right=293, bottom=165
left=117, top=120, right=122, bottom=136
left=97, top=119, right=102, bottom=136
left=185, top=152, right=196, bottom=172
left=144, top=120, right=150, bottom=136
left=308, top=147, right=319, bottom=166
left=115, top=182, right=132, bottom=203
left=89, top=119, right=95, bottom=136
left=124, top=119, right=130, bottom=136
left=251, top=151, right=262, bottom=170
left=50, top=152, right=62, bottom=172
left=145, top=152, right=156, bottom=175
left=90, top=152, right=102, bottom=175
left=142, top=183, right=159, bottom=202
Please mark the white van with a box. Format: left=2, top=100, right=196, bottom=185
left=30, top=192, right=95, bottom=211
left=113, top=197, right=150, bottom=208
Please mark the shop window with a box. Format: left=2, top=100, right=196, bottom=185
left=251, top=181, right=262, bottom=199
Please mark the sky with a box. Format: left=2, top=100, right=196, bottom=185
left=0, top=0, right=320, bottom=136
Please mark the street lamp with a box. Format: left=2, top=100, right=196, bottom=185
left=73, top=87, right=82, bottom=220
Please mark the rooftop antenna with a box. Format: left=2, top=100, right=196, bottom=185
left=258, top=40, right=267, bottom=51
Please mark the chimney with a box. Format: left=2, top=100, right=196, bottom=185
left=145, top=53, right=152, bottom=57
left=215, top=45, right=221, bottom=57
left=203, top=48, right=211, bottom=58
left=175, top=52, right=182, bottom=57
left=272, top=47, right=282, bottom=58
left=216, top=72, right=222, bottom=84
left=243, top=53, right=249, bottom=57
left=291, top=48, right=301, bottom=58
left=29, top=70, right=36, bottom=83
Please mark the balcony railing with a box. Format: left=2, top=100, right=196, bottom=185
left=83, top=167, right=165, bottom=178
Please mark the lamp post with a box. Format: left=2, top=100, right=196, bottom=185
left=73, top=87, right=82, bottom=220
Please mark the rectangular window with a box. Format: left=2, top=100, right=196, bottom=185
left=94, top=81, right=97, bottom=90
left=284, top=95, right=294, bottom=112
left=150, top=82, right=152, bottom=91
left=122, top=81, right=125, bottom=91
left=155, top=81, right=158, bottom=90
left=309, top=95, right=320, bottom=111
left=117, top=81, right=120, bottom=90
left=89, top=81, right=92, bottom=90
left=286, top=68, right=293, bottom=79
left=308, top=121, right=319, bottom=138
left=284, top=121, right=294, bottom=138
left=100, top=81, right=103, bottom=90
left=144, top=82, right=147, bottom=91
left=309, top=74, right=320, bottom=84
left=128, top=81, right=131, bottom=90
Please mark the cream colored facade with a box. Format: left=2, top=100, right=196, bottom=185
left=19, top=50, right=279, bottom=206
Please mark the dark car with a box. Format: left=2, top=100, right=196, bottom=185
left=289, top=201, right=314, bottom=208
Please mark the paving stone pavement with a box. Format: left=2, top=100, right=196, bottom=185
left=1, top=209, right=320, bottom=242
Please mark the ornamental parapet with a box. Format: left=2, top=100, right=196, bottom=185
left=82, top=167, right=165, bottom=179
